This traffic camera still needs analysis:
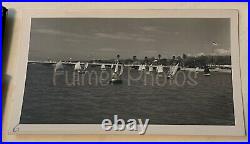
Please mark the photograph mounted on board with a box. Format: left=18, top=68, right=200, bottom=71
left=21, top=18, right=234, bottom=125
left=11, top=10, right=245, bottom=136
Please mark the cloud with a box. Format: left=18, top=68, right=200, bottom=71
left=136, top=37, right=155, bottom=42
left=174, top=32, right=180, bottom=35
left=64, top=39, right=81, bottom=43
left=141, top=26, right=179, bottom=36
left=95, top=32, right=155, bottom=42
left=214, top=48, right=230, bottom=56
left=144, top=50, right=157, bottom=54
left=194, top=49, right=230, bottom=56
left=99, top=48, right=117, bottom=52
left=95, top=32, right=131, bottom=40
left=140, top=26, right=159, bottom=32
left=33, top=28, right=156, bottom=43
left=32, top=29, right=87, bottom=39
left=197, top=52, right=205, bottom=56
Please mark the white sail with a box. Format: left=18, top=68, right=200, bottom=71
left=101, top=64, right=106, bottom=70
left=149, top=64, right=153, bottom=72
left=168, top=66, right=173, bottom=75
left=171, top=63, right=179, bottom=76
left=111, top=64, right=114, bottom=69
left=168, top=63, right=179, bottom=77
left=142, top=65, right=146, bottom=70
left=84, top=62, right=89, bottom=69
left=157, top=65, right=164, bottom=73
left=119, top=65, right=124, bottom=76
left=114, top=63, right=119, bottom=73
left=74, top=62, right=82, bottom=70
left=195, top=67, right=199, bottom=72
left=138, top=65, right=143, bottom=71
left=55, top=61, right=64, bottom=71
left=214, top=67, right=220, bottom=72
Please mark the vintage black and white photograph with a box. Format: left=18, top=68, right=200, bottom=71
left=19, top=17, right=237, bottom=128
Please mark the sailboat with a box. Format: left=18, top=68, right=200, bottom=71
left=214, top=67, right=220, bottom=72
left=167, top=63, right=179, bottom=79
left=84, top=62, right=89, bottom=70
left=138, top=64, right=143, bottom=71
left=157, top=65, right=164, bottom=73
left=74, top=61, right=82, bottom=73
left=149, top=64, right=153, bottom=72
left=110, top=63, right=123, bottom=84
left=203, top=66, right=211, bottom=76
left=195, top=67, right=199, bottom=73
left=54, top=61, right=64, bottom=73
left=81, top=62, right=89, bottom=73
left=146, top=64, right=153, bottom=74
left=101, top=64, right=106, bottom=71
left=141, top=65, right=146, bottom=71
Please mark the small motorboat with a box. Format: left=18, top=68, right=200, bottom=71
left=203, top=66, right=211, bottom=76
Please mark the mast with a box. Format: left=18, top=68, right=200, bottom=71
left=84, top=62, right=88, bottom=70
left=119, top=65, right=124, bottom=76
left=114, top=63, right=119, bottom=73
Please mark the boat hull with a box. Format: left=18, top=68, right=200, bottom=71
left=203, top=73, right=211, bottom=76
left=110, top=79, right=123, bottom=84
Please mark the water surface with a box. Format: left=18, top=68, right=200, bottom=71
left=20, top=63, right=235, bottom=125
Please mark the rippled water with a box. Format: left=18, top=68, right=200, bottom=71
left=20, top=63, right=235, bottom=125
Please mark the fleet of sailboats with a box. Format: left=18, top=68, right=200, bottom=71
left=53, top=57, right=216, bottom=84
left=54, top=61, right=180, bottom=76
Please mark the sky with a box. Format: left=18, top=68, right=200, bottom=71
left=29, top=18, right=230, bottom=61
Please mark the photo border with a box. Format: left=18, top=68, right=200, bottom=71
left=8, top=9, right=246, bottom=136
